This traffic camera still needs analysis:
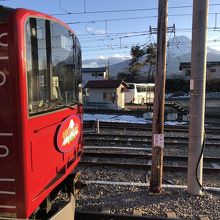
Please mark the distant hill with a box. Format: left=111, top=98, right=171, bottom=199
left=83, top=57, right=129, bottom=69
left=83, top=35, right=220, bottom=79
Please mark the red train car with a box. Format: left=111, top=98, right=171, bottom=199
left=0, top=6, right=83, bottom=219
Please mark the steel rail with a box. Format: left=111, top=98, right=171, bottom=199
left=83, top=151, right=220, bottom=163
left=84, top=121, right=220, bottom=133
left=75, top=210, right=178, bottom=220
left=84, top=133, right=220, bottom=142
left=84, top=137, right=220, bottom=147
left=79, top=161, right=220, bottom=173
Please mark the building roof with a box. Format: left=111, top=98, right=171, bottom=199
left=85, top=80, right=128, bottom=89
left=179, top=61, right=220, bottom=70
left=82, top=67, right=107, bottom=73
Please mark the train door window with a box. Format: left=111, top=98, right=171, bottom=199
left=50, top=21, right=76, bottom=103
left=75, top=38, right=82, bottom=103
left=26, top=18, right=48, bottom=111
left=25, top=18, right=82, bottom=116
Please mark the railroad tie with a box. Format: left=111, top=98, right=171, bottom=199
left=126, top=138, right=132, bottom=146
left=166, top=211, right=177, bottom=218
left=146, top=173, right=150, bottom=183
left=198, top=214, right=210, bottom=220
left=211, top=163, right=220, bottom=169
left=133, top=209, right=142, bottom=216
left=101, top=208, right=111, bottom=214
left=95, top=139, right=100, bottom=146
left=91, top=157, right=99, bottom=163
left=110, top=137, right=118, bottom=146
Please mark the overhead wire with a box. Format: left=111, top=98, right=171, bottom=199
left=53, top=3, right=220, bottom=16
left=67, top=12, right=220, bottom=25
left=78, top=26, right=220, bottom=41
left=53, top=0, right=220, bottom=57
left=58, top=0, right=71, bottom=14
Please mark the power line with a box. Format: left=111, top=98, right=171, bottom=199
left=78, top=30, right=148, bottom=39
left=52, top=3, right=220, bottom=16
left=67, top=12, right=220, bottom=25
left=68, top=15, right=158, bottom=25
left=78, top=26, right=220, bottom=39
left=58, top=0, right=70, bottom=14
left=77, top=28, right=220, bottom=46
left=80, top=30, right=220, bottom=52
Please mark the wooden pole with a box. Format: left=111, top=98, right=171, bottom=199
left=187, top=0, right=209, bottom=195
left=150, top=0, right=168, bottom=193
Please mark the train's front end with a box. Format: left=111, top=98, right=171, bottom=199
left=0, top=6, right=83, bottom=219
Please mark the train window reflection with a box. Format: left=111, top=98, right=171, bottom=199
left=25, top=18, right=81, bottom=116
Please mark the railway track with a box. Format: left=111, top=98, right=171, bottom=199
left=75, top=210, right=177, bottom=220
left=77, top=121, right=220, bottom=220
left=84, top=133, right=220, bottom=142
left=79, top=160, right=220, bottom=173
left=84, top=121, right=220, bottom=134
left=82, top=122, right=220, bottom=174
left=84, top=136, right=220, bottom=148
left=83, top=151, right=220, bottom=163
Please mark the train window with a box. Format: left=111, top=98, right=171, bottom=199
left=127, top=84, right=134, bottom=89
left=25, top=18, right=82, bottom=116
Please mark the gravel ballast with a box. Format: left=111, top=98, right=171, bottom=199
left=76, top=184, right=220, bottom=220
left=77, top=124, right=220, bottom=220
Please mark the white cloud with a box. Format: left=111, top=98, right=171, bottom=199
left=97, top=54, right=130, bottom=60
left=99, top=55, right=107, bottom=59
left=83, top=61, right=99, bottom=68
left=112, top=54, right=131, bottom=60
left=86, top=27, right=106, bottom=35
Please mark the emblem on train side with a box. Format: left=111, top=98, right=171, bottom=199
left=57, top=115, right=81, bottom=152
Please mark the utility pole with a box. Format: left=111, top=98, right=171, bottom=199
left=150, top=0, right=168, bottom=193
left=187, top=0, right=209, bottom=195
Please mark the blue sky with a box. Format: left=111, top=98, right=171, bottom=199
left=2, top=0, right=220, bottom=61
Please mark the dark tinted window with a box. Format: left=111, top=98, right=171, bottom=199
left=127, top=84, right=134, bottom=89
left=136, top=85, right=148, bottom=92
left=25, top=18, right=82, bottom=116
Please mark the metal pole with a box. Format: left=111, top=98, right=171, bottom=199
left=96, top=118, right=100, bottom=134
left=187, top=0, right=209, bottom=195
left=150, top=0, right=168, bottom=193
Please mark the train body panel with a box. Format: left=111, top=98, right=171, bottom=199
left=0, top=7, right=83, bottom=219
left=0, top=20, right=17, bottom=217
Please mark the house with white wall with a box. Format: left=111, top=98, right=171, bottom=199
left=82, top=67, right=108, bottom=87
left=84, top=80, right=128, bottom=110
left=179, top=61, right=220, bottom=80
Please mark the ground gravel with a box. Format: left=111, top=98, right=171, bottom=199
left=76, top=184, right=220, bottom=220
left=78, top=126, right=220, bottom=219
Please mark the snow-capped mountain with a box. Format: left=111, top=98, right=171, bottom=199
left=83, top=35, right=220, bottom=79
left=83, top=57, right=129, bottom=68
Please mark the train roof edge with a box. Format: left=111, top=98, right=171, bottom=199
left=0, top=5, right=15, bottom=22
left=0, top=5, right=77, bottom=37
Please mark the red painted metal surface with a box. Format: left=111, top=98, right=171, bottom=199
left=0, top=8, right=83, bottom=218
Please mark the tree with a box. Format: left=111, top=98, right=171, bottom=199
left=144, top=43, right=157, bottom=81
left=129, top=43, right=156, bottom=82
left=117, top=71, right=133, bottom=82
left=117, top=43, right=157, bottom=83
left=128, top=45, right=146, bottom=82
left=130, top=45, right=145, bottom=64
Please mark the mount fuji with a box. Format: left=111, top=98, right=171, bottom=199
left=82, top=36, right=220, bottom=79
